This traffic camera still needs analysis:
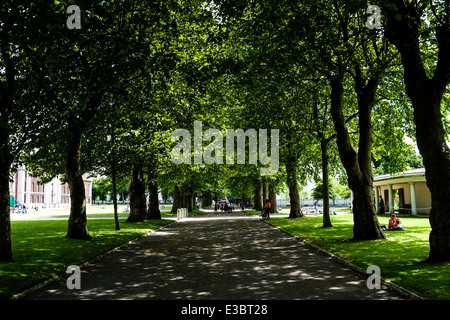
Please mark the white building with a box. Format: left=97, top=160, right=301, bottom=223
left=9, top=167, right=93, bottom=209
left=373, top=168, right=431, bottom=215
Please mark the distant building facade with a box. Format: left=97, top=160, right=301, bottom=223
left=9, top=167, right=92, bottom=209
left=373, top=168, right=431, bottom=215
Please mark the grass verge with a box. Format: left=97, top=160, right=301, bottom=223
left=1, top=218, right=174, bottom=300
left=268, top=214, right=450, bottom=300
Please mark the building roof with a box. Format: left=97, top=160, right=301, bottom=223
left=373, top=168, right=426, bottom=185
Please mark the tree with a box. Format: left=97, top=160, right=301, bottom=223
left=92, top=177, right=111, bottom=203
left=308, top=86, right=344, bottom=227
left=23, top=1, right=184, bottom=239
left=309, top=0, right=397, bottom=240
left=380, top=0, right=450, bottom=261
left=0, top=1, right=60, bottom=261
left=312, top=181, right=339, bottom=203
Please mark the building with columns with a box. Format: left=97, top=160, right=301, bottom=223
left=9, top=167, right=93, bottom=209
left=373, top=168, right=431, bottom=215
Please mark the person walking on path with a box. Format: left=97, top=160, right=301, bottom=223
left=262, top=199, right=271, bottom=220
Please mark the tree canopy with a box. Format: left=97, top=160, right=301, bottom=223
left=3, top=0, right=450, bottom=263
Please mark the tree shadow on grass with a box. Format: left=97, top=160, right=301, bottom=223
left=23, top=217, right=401, bottom=300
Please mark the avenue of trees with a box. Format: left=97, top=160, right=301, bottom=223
left=2, top=0, right=450, bottom=263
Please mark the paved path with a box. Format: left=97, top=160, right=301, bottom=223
left=23, top=211, right=405, bottom=300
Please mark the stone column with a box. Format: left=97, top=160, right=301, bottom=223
left=25, top=172, right=31, bottom=207
left=374, top=186, right=379, bottom=213
left=409, top=182, right=417, bottom=215
left=350, top=190, right=353, bottom=213
left=388, top=184, right=394, bottom=214
left=44, top=181, right=51, bottom=207
left=55, top=177, right=62, bottom=206
left=17, top=168, right=25, bottom=206
left=10, top=171, right=16, bottom=204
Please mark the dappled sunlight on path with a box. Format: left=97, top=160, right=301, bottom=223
left=25, top=211, right=403, bottom=300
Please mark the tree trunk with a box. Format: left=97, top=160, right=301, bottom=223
left=416, top=89, right=450, bottom=261
left=182, top=190, right=194, bottom=212
left=127, top=164, right=147, bottom=222
left=268, top=180, right=279, bottom=213
left=171, top=185, right=181, bottom=213
left=330, top=73, right=385, bottom=240
left=321, top=138, right=332, bottom=228
left=0, top=156, right=13, bottom=262
left=112, top=169, right=120, bottom=230
left=254, top=179, right=262, bottom=211
left=147, top=164, right=161, bottom=220
left=262, top=177, right=268, bottom=204
left=0, top=45, right=14, bottom=261
left=405, top=73, right=450, bottom=261
left=187, top=187, right=194, bottom=212
left=203, top=191, right=212, bottom=208
left=286, top=156, right=303, bottom=218
left=111, top=130, right=120, bottom=230
left=383, top=2, right=450, bottom=261
left=65, top=126, right=91, bottom=240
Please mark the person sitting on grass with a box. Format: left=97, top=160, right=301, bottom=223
left=385, top=214, right=405, bottom=231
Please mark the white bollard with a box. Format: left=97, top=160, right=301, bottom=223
left=177, top=208, right=188, bottom=220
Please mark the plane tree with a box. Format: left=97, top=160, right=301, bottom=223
left=22, top=1, right=184, bottom=239
left=0, top=0, right=61, bottom=261
left=301, top=0, right=403, bottom=240
left=379, top=0, right=450, bottom=262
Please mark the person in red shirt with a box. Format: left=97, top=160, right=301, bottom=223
left=388, top=214, right=405, bottom=230
left=262, top=199, right=271, bottom=220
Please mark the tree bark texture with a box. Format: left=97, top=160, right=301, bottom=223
left=286, top=156, right=303, bottom=218
left=320, top=138, right=332, bottom=228
left=269, top=180, right=279, bottom=213
left=171, top=185, right=181, bottom=213
left=330, top=74, right=385, bottom=240
left=383, top=1, right=450, bottom=260
left=0, top=40, right=15, bottom=261
left=111, top=146, right=120, bottom=230
left=0, top=158, right=13, bottom=262
left=147, top=164, right=161, bottom=220
left=203, top=191, right=212, bottom=208
left=65, top=125, right=91, bottom=240
left=127, top=164, right=147, bottom=222
left=262, top=177, right=268, bottom=204
left=254, top=179, right=262, bottom=211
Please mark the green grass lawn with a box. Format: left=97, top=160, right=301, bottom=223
left=13, top=203, right=176, bottom=219
left=0, top=218, right=174, bottom=300
left=268, top=214, right=450, bottom=300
